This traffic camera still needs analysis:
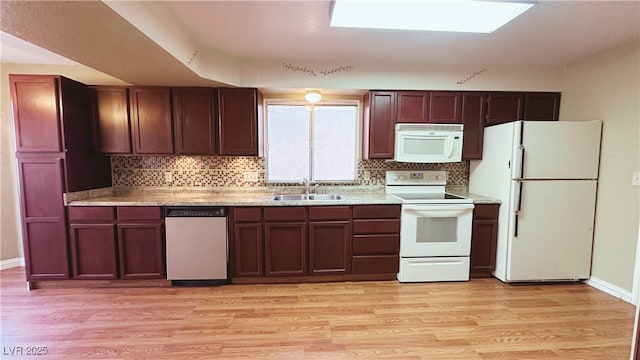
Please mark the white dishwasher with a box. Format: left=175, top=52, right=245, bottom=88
left=165, top=207, right=229, bottom=285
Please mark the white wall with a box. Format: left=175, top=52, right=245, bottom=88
left=560, top=40, right=640, bottom=292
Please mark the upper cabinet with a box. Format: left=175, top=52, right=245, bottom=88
left=396, top=91, right=429, bottom=123
left=485, top=92, right=524, bottom=126
left=173, top=87, right=217, bottom=155
left=129, top=87, right=174, bottom=154
left=430, top=91, right=462, bottom=124
left=486, top=91, right=560, bottom=126
left=90, top=86, right=131, bottom=154
left=523, top=92, right=561, bottom=121
left=363, top=91, right=396, bottom=159
left=217, top=88, right=263, bottom=156
left=461, top=92, right=487, bottom=160
left=10, top=75, right=63, bottom=152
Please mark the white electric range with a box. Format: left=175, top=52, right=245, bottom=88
left=386, top=170, right=475, bottom=282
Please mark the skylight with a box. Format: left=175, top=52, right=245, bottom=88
left=329, top=0, right=536, bottom=34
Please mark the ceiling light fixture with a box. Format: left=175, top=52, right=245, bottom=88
left=305, top=90, right=322, bottom=103
left=330, top=0, right=536, bottom=34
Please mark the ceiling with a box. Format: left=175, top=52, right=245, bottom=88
left=1, top=0, right=639, bottom=92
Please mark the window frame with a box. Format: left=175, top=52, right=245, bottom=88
left=264, top=98, right=361, bottom=184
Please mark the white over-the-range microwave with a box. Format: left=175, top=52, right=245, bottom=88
left=394, top=123, right=464, bottom=163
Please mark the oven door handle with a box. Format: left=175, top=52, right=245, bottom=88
left=402, top=204, right=475, bottom=211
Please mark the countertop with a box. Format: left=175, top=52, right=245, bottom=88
left=65, top=186, right=500, bottom=207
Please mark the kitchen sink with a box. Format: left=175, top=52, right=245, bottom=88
left=270, top=194, right=345, bottom=201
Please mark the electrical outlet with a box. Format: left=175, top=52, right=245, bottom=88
left=632, top=171, right=640, bottom=186
left=363, top=170, right=371, bottom=180
left=164, top=171, right=173, bottom=183
left=244, top=171, right=259, bottom=182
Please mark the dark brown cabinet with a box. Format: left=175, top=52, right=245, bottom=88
left=10, top=76, right=63, bottom=152
left=429, top=91, right=462, bottom=123
left=396, top=91, right=429, bottom=123
left=217, top=88, right=263, bottom=156
left=486, top=92, right=524, bottom=126
left=461, top=92, right=487, bottom=160
left=10, top=75, right=112, bottom=283
left=90, top=86, right=131, bottom=154
left=230, top=207, right=264, bottom=277
left=352, top=205, right=401, bottom=274
left=173, top=87, right=217, bottom=155
left=117, top=207, right=165, bottom=279
left=308, top=207, right=352, bottom=275
left=523, top=92, right=561, bottom=120
left=470, top=204, right=499, bottom=278
left=130, top=87, right=174, bottom=154
left=68, top=206, right=117, bottom=280
left=363, top=91, right=396, bottom=159
left=264, top=207, right=307, bottom=276
left=17, top=156, right=69, bottom=280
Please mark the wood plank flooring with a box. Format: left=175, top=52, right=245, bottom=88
left=1, top=267, right=635, bottom=359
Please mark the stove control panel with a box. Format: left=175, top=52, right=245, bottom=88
left=386, top=170, right=447, bottom=185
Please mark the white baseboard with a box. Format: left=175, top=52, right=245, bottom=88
left=585, top=276, right=633, bottom=303
left=0, top=257, right=25, bottom=270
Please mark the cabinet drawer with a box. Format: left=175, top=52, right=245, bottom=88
left=233, top=207, right=262, bottom=222
left=353, top=219, right=400, bottom=234
left=353, top=205, right=401, bottom=219
left=264, top=207, right=306, bottom=222
left=353, top=235, right=399, bottom=255
left=68, top=206, right=115, bottom=222
left=308, top=206, right=351, bottom=221
left=117, top=206, right=162, bottom=221
left=473, top=204, right=499, bottom=220
left=352, top=255, right=399, bottom=274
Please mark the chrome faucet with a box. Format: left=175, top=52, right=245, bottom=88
left=302, top=178, right=310, bottom=197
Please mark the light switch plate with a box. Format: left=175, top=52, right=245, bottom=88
left=363, top=170, right=371, bottom=180
left=164, top=171, right=173, bottom=183
left=632, top=171, right=640, bottom=186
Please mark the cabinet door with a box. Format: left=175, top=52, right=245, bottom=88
left=17, top=156, right=69, bottom=280
left=264, top=222, right=307, bottom=276
left=70, top=224, right=117, bottom=279
left=363, top=91, right=396, bottom=159
left=523, top=92, right=560, bottom=121
left=130, top=87, right=173, bottom=154
left=309, top=221, right=351, bottom=275
left=217, top=88, right=259, bottom=156
left=173, top=87, right=217, bottom=155
left=461, top=92, right=487, bottom=160
left=233, top=223, right=264, bottom=277
left=9, top=75, right=62, bottom=152
left=91, top=86, right=131, bottom=154
left=118, top=223, right=165, bottom=279
left=396, top=91, right=429, bottom=123
left=470, top=219, right=498, bottom=278
left=486, top=92, right=524, bottom=126
left=429, top=91, right=462, bottom=123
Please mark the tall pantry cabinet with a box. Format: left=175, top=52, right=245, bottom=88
left=10, top=75, right=112, bottom=281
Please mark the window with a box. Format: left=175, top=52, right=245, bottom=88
left=266, top=102, right=358, bottom=182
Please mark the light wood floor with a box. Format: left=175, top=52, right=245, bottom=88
left=1, top=267, right=635, bottom=359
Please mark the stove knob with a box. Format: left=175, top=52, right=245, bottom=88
left=398, top=175, right=406, bottom=180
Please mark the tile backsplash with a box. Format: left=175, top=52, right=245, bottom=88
left=111, top=156, right=469, bottom=188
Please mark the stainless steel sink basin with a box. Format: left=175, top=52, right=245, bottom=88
left=270, top=194, right=345, bottom=201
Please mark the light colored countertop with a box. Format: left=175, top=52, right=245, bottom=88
left=66, top=188, right=402, bottom=207
left=66, top=186, right=500, bottom=207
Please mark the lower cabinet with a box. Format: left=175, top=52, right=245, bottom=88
left=469, top=204, right=500, bottom=278
left=229, top=205, right=357, bottom=279
left=352, top=205, right=401, bottom=274
left=67, top=206, right=165, bottom=280
left=308, top=207, right=352, bottom=275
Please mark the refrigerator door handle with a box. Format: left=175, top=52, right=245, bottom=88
left=515, top=144, right=526, bottom=179
left=514, top=180, right=523, bottom=238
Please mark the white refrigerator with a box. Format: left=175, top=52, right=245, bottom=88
left=469, top=120, right=602, bottom=282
